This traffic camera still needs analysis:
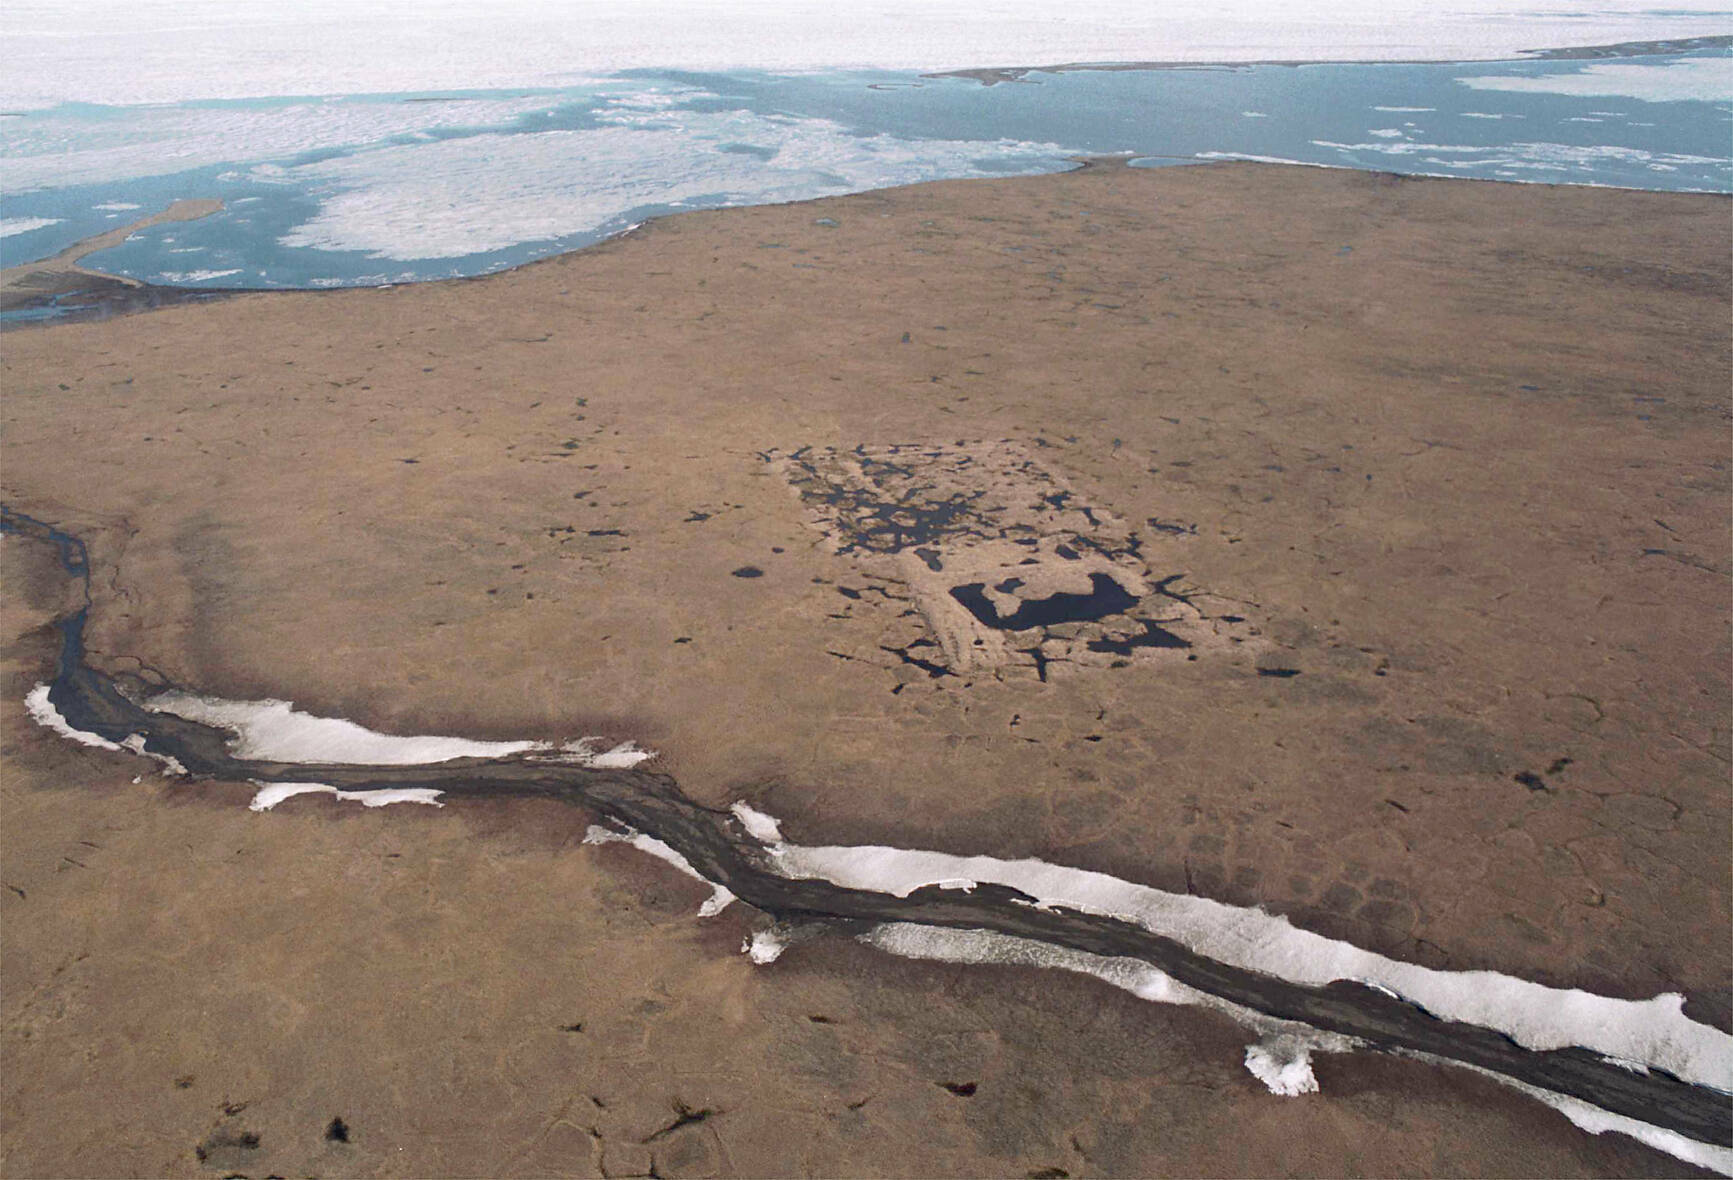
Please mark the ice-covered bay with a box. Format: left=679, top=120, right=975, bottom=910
left=2, top=52, right=1726, bottom=307
left=5, top=0, right=1728, bottom=110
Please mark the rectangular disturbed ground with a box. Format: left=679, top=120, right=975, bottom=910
left=1, top=162, right=1727, bottom=1177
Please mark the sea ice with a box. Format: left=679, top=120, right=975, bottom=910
left=0, top=216, right=63, bottom=238
left=4, top=0, right=1727, bottom=109
left=157, top=269, right=242, bottom=284
left=2, top=94, right=561, bottom=193
left=271, top=110, right=1070, bottom=260
left=1457, top=58, right=1733, bottom=104
left=1309, top=138, right=1725, bottom=174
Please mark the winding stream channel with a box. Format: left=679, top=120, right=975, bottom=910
left=5, top=505, right=1729, bottom=1171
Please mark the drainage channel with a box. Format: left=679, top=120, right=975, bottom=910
left=4, top=505, right=1728, bottom=1169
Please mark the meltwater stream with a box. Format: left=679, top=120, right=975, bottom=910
left=5, top=506, right=1731, bottom=1171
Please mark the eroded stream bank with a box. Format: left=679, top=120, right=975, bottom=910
left=5, top=506, right=1728, bottom=1167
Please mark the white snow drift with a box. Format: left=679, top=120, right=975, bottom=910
left=24, top=684, right=1733, bottom=1172
left=145, top=689, right=550, bottom=764
left=738, top=803, right=1731, bottom=1094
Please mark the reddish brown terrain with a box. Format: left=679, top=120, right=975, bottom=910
left=3, top=162, right=1728, bottom=1177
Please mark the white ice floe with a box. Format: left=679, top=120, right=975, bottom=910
left=1244, top=1035, right=1322, bottom=1096
left=0, top=216, right=62, bottom=238
left=157, top=268, right=242, bottom=284
left=92, top=201, right=141, bottom=211
left=1185, top=152, right=1335, bottom=169
left=2, top=93, right=562, bottom=193
left=1310, top=138, right=1725, bottom=173
left=583, top=824, right=735, bottom=915
left=272, top=109, right=1070, bottom=259
left=144, top=690, right=549, bottom=764
left=5, top=0, right=1727, bottom=109
left=247, top=780, right=445, bottom=811
left=753, top=825, right=1733, bottom=1093
left=24, top=684, right=124, bottom=751
left=1458, top=58, right=1733, bottom=104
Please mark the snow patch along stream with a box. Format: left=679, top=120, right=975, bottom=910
left=33, top=683, right=655, bottom=811
left=583, top=824, right=737, bottom=917
left=717, top=802, right=1733, bottom=1173
left=247, top=781, right=447, bottom=811
left=28, top=683, right=188, bottom=776
left=19, top=679, right=1732, bottom=1172
left=731, top=802, right=1730, bottom=1094
left=141, top=690, right=653, bottom=811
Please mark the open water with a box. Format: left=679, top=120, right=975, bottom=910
left=1, top=50, right=1727, bottom=305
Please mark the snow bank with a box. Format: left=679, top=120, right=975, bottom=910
left=583, top=824, right=735, bottom=915
left=145, top=690, right=549, bottom=764
left=761, top=832, right=1733, bottom=1092
left=247, top=780, right=446, bottom=811
left=1245, top=1035, right=1322, bottom=1096
left=24, top=684, right=125, bottom=751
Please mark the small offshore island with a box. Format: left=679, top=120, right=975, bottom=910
left=2, top=154, right=1729, bottom=1177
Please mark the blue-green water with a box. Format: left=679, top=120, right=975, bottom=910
left=1, top=51, right=1727, bottom=315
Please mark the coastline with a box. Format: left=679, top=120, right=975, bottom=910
left=7, top=150, right=1730, bottom=329
left=0, top=199, right=230, bottom=323
left=931, top=33, right=1733, bottom=84
left=4, top=41, right=1727, bottom=315
left=2, top=161, right=1728, bottom=1176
